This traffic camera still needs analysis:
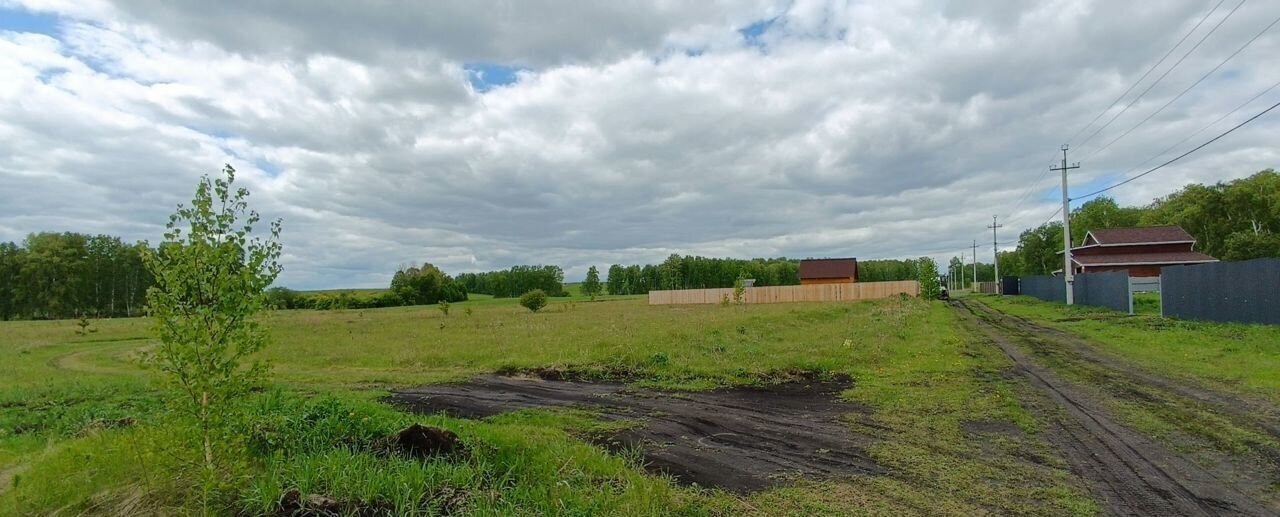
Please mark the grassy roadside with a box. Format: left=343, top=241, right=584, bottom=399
left=976, top=294, right=1280, bottom=403
left=1, top=297, right=1094, bottom=515
left=969, top=295, right=1280, bottom=509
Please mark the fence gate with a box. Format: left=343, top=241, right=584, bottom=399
left=1129, top=276, right=1161, bottom=293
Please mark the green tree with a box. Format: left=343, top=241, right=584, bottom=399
left=916, top=257, right=941, bottom=299
left=733, top=271, right=747, bottom=304
left=581, top=265, right=602, bottom=300
left=519, top=289, right=548, bottom=312
left=1221, top=232, right=1280, bottom=261
left=1069, top=197, right=1142, bottom=246
left=391, top=262, right=467, bottom=305
left=141, top=165, right=282, bottom=495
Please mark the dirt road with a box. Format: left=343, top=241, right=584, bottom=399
left=955, top=298, right=1278, bottom=516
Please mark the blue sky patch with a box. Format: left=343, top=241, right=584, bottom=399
left=740, top=17, right=778, bottom=48
left=0, top=7, right=59, bottom=35
left=1035, top=171, right=1122, bottom=208
left=464, top=63, right=526, bottom=92
left=254, top=158, right=282, bottom=178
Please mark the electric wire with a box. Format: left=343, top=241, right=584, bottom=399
left=1073, top=98, right=1280, bottom=201
left=1074, top=0, right=1246, bottom=152
left=1065, top=0, right=1227, bottom=146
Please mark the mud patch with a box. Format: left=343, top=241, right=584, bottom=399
left=389, top=375, right=883, bottom=492
left=962, top=420, right=1024, bottom=438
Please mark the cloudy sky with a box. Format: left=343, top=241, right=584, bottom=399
left=2, top=0, right=1278, bottom=288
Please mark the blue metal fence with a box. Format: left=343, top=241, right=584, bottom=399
left=1020, top=275, right=1065, bottom=303
left=1017, top=272, right=1131, bottom=313
left=1162, top=259, right=1280, bottom=325
left=1075, top=271, right=1132, bottom=313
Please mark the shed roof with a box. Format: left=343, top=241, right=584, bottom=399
left=1071, top=251, right=1217, bottom=267
left=799, top=258, right=858, bottom=279
left=1083, top=226, right=1195, bottom=246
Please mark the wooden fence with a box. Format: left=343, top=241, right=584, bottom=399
left=647, top=281, right=920, bottom=305
left=971, top=281, right=999, bottom=294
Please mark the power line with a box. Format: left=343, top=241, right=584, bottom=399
left=1002, top=1, right=1232, bottom=226
left=1073, top=97, right=1280, bottom=201
left=1066, top=0, right=1228, bottom=146
left=1075, top=0, right=1245, bottom=152
left=1001, top=153, right=1067, bottom=225
left=1111, top=77, right=1280, bottom=180
left=1082, top=9, right=1280, bottom=161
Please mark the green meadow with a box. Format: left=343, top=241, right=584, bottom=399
left=1, top=295, right=1095, bottom=516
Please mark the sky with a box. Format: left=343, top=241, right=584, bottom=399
left=2, top=0, right=1278, bottom=289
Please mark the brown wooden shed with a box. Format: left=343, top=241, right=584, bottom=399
left=799, top=258, right=858, bottom=285
left=1065, top=226, right=1217, bottom=277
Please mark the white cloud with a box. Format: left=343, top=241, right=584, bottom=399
left=1, top=0, right=1278, bottom=287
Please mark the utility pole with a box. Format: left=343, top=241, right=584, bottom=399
left=988, top=215, right=1003, bottom=294
left=959, top=252, right=964, bottom=290
left=971, top=240, right=977, bottom=289
left=1050, top=145, right=1080, bottom=305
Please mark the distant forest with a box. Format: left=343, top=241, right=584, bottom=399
left=456, top=265, right=567, bottom=298
left=602, top=256, right=923, bottom=295
left=0, top=232, right=152, bottom=320
left=954, top=169, right=1280, bottom=281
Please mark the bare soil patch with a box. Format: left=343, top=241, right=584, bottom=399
left=956, top=299, right=1275, bottom=516
left=389, top=374, right=883, bottom=492
left=962, top=419, right=1024, bottom=438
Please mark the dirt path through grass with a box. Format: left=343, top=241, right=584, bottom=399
left=985, top=305, right=1280, bottom=440
left=955, top=298, right=1276, bottom=516
left=390, top=374, right=883, bottom=492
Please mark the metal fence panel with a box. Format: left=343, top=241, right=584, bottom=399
left=1020, top=275, right=1064, bottom=303
left=1002, top=277, right=1021, bottom=295
left=1075, top=271, right=1132, bottom=313
left=1162, top=259, right=1280, bottom=325
left=1018, top=272, right=1131, bottom=313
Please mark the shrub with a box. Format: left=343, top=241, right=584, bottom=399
left=519, top=289, right=548, bottom=312
left=438, top=300, right=450, bottom=317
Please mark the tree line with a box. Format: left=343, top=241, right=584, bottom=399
left=962, top=169, right=1280, bottom=279
left=266, top=262, right=469, bottom=310
left=602, top=255, right=924, bottom=295
left=455, top=265, right=567, bottom=298
left=0, top=232, right=153, bottom=320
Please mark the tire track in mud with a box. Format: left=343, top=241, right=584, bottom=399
left=954, top=299, right=1273, bottom=516
left=993, top=309, right=1280, bottom=440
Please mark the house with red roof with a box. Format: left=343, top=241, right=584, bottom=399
left=1066, top=225, right=1217, bottom=277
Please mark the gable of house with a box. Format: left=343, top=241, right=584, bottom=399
left=799, top=258, right=858, bottom=281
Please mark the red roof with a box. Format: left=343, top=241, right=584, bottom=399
left=1084, top=226, right=1194, bottom=246
left=799, top=258, right=858, bottom=279
left=1072, top=251, right=1217, bottom=267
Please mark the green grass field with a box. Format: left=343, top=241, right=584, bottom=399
left=978, top=294, right=1280, bottom=403
left=0, top=294, right=1098, bottom=516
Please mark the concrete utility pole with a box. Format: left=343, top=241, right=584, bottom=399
left=971, top=240, right=978, bottom=288
left=988, top=215, right=1003, bottom=294
left=959, top=252, right=964, bottom=290
left=1051, top=145, right=1081, bottom=305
